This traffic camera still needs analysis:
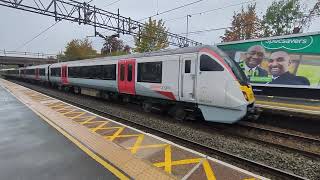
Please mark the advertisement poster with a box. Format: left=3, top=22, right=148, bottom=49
left=217, top=32, right=320, bottom=89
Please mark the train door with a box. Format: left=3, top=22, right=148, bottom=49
left=35, top=68, right=39, bottom=80
left=196, top=52, right=226, bottom=106
left=180, top=55, right=197, bottom=102
left=118, top=59, right=136, bottom=95
left=61, top=65, right=68, bottom=84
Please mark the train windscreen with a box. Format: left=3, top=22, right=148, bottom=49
left=215, top=47, right=249, bottom=85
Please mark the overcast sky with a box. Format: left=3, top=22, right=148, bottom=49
left=0, top=0, right=319, bottom=55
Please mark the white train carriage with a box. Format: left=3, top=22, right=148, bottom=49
left=49, top=45, right=255, bottom=123
left=20, top=64, right=50, bottom=83
left=0, top=68, right=19, bottom=78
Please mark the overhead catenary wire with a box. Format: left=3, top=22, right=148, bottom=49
left=105, top=0, right=121, bottom=7
left=164, top=0, right=257, bottom=22
left=138, top=0, right=206, bottom=21
left=15, top=21, right=60, bottom=51
left=179, top=13, right=320, bottom=36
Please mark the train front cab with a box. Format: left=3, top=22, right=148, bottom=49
left=195, top=47, right=256, bottom=123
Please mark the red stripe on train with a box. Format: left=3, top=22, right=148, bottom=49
left=155, top=91, right=176, bottom=101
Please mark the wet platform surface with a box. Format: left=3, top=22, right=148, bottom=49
left=256, top=95, right=320, bottom=116
left=0, top=84, right=118, bottom=179
left=0, top=79, right=266, bottom=180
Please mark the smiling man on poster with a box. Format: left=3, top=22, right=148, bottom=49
left=240, top=45, right=268, bottom=77
left=267, top=51, right=310, bottom=86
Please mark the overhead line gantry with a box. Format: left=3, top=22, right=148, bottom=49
left=0, top=0, right=202, bottom=47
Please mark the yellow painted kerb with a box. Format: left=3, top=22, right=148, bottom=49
left=256, top=100, right=320, bottom=111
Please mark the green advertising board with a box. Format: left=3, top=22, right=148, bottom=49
left=217, top=32, right=320, bottom=89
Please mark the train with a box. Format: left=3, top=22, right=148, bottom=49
left=1, top=45, right=258, bottom=123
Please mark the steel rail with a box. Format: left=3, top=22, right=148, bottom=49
left=234, top=121, right=320, bottom=159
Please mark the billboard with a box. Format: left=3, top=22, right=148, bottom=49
left=217, top=32, right=320, bottom=89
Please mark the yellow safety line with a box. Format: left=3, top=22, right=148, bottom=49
left=106, top=127, right=125, bottom=141
left=19, top=102, right=129, bottom=180
left=126, top=144, right=167, bottom=150
left=69, top=112, right=87, bottom=119
left=154, top=158, right=202, bottom=167
left=52, top=106, right=69, bottom=111
left=164, top=145, right=172, bottom=173
left=46, top=102, right=63, bottom=106
left=256, top=100, right=320, bottom=111
left=130, top=134, right=144, bottom=154
left=47, top=103, right=65, bottom=108
left=60, top=109, right=77, bottom=115
left=80, top=116, right=98, bottom=125
left=202, top=160, right=217, bottom=180
left=90, top=122, right=109, bottom=132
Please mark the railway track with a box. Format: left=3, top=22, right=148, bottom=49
left=238, top=121, right=320, bottom=155
left=9, top=79, right=310, bottom=180
left=213, top=121, right=320, bottom=160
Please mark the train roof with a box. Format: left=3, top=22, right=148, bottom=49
left=51, top=45, right=218, bottom=66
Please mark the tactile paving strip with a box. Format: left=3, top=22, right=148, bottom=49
left=3, top=80, right=266, bottom=180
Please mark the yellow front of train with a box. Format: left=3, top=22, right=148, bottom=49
left=240, top=84, right=255, bottom=104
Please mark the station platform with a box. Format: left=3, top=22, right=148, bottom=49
left=0, top=81, right=118, bottom=179
left=0, top=78, right=266, bottom=180
left=255, top=95, right=320, bottom=117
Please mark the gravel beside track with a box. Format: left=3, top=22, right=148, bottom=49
left=10, top=80, right=320, bottom=180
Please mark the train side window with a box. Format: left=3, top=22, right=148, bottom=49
left=39, top=68, right=45, bottom=76
left=137, top=61, right=162, bottom=83
left=93, top=66, right=100, bottom=79
left=98, top=65, right=103, bottom=79
left=26, top=69, right=35, bottom=75
left=89, top=66, right=97, bottom=79
left=96, top=65, right=102, bottom=79
left=76, top=67, right=81, bottom=78
left=68, top=67, right=73, bottom=77
left=120, top=64, right=125, bottom=81
left=200, top=54, right=224, bottom=71
left=102, top=64, right=116, bottom=80
left=81, top=66, right=89, bottom=78
left=78, top=67, right=83, bottom=78
left=127, top=64, right=132, bottom=82
left=185, top=60, right=191, bottom=73
left=57, top=68, right=61, bottom=77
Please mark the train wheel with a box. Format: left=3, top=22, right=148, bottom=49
left=142, top=102, right=152, bottom=113
left=174, top=107, right=186, bottom=121
left=122, top=96, right=130, bottom=103
left=169, top=105, right=186, bottom=121
left=74, top=87, right=81, bottom=94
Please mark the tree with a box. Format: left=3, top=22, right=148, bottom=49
left=59, top=38, right=97, bottom=61
left=101, top=37, right=131, bottom=56
left=221, top=4, right=261, bottom=42
left=134, top=18, right=169, bottom=53
left=261, top=0, right=303, bottom=37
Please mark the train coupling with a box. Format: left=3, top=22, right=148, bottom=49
left=246, top=103, right=262, bottom=120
